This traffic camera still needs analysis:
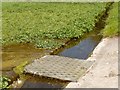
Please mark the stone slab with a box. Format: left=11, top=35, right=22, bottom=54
left=24, top=55, right=94, bottom=82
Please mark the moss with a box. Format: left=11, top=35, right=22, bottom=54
left=13, top=61, right=28, bottom=75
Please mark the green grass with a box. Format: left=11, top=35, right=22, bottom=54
left=101, top=2, right=118, bottom=37
left=2, top=2, right=107, bottom=49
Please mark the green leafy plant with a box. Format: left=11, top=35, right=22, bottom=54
left=2, top=2, right=108, bottom=49
left=0, top=76, right=11, bottom=89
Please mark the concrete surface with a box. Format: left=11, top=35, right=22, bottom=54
left=65, top=37, right=118, bottom=88
left=24, top=55, right=94, bottom=82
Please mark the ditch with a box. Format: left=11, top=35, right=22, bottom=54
left=1, top=2, right=113, bottom=89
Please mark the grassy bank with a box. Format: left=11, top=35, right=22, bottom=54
left=2, top=2, right=107, bottom=49
left=101, top=2, right=118, bottom=37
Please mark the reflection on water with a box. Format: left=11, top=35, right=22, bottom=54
left=1, top=31, right=102, bottom=88
left=21, top=74, right=68, bottom=89
left=58, top=35, right=102, bottom=59
left=2, top=43, right=68, bottom=88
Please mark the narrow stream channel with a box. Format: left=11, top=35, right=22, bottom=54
left=2, top=21, right=104, bottom=89
left=2, top=3, right=112, bottom=89
left=57, top=31, right=102, bottom=59
left=11, top=30, right=102, bottom=89
left=1, top=29, right=102, bottom=89
left=19, top=5, right=110, bottom=88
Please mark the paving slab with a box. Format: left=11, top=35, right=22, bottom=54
left=65, top=37, right=118, bottom=88
left=24, top=55, right=94, bottom=82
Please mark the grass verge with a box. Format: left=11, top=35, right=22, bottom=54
left=101, top=2, right=119, bottom=37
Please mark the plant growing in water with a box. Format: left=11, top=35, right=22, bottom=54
left=0, top=76, right=11, bottom=89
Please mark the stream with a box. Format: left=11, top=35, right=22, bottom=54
left=1, top=2, right=112, bottom=89
left=1, top=29, right=102, bottom=89
left=57, top=31, right=102, bottom=59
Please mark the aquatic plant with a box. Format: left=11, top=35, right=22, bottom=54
left=2, top=2, right=107, bottom=49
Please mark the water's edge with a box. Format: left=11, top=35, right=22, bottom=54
left=2, top=2, right=113, bottom=89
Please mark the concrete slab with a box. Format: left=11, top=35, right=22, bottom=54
left=65, top=37, right=118, bottom=88
left=24, top=55, right=94, bottom=82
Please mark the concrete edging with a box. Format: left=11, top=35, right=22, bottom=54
left=65, top=37, right=118, bottom=88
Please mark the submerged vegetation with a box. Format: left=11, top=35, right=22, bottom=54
left=2, top=2, right=108, bottom=49
left=101, top=2, right=119, bottom=37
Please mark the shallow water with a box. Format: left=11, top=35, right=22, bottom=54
left=1, top=2, right=111, bottom=88
left=1, top=43, right=68, bottom=89
left=1, top=30, right=102, bottom=89
left=21, top=74, right=68, bottom=89
left=58, top=34, right=102, bottom=59
left=2, top=32, right=102, bottom=89
left=2, top=43, right=51, bottom=71
left=20, top=32, right=102, bottom=89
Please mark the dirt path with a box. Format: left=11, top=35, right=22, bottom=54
left=65, top=37, right=118, bottom=88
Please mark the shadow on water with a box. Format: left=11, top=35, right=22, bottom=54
left=21, top=74, right=68, bottom=89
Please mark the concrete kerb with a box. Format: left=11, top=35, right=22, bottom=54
left=65, top=37, right=112, bottom=88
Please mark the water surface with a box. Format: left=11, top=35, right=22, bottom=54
left=58, top=34, right=102, bottom=59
